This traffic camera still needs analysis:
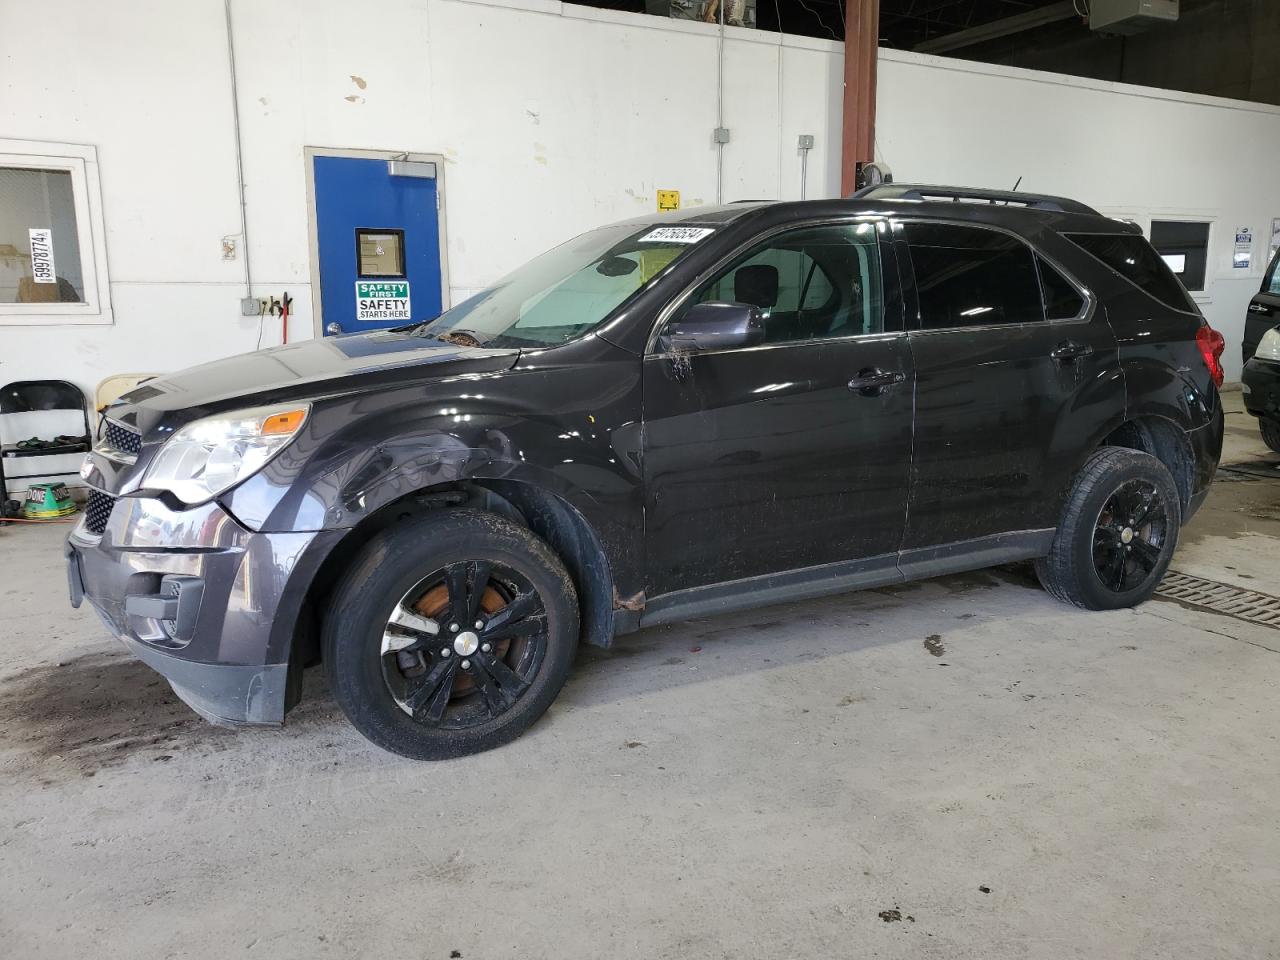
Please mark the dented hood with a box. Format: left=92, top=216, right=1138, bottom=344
left=105, top=330, right=520, bottom=433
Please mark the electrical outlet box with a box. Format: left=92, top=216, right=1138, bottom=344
left=713, top=127, right=731, bottom=144
left=240, top=297, right=261, bottom=317
left=797, top=134, right=815, bottom=150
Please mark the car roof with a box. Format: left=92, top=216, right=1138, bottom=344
left=620, top=185, right=1138, bottom=237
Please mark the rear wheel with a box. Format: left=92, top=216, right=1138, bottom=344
left=1035, top=447, right=1181, bottom=610
left=1261, top=418, right=1280, bottom=454
left=323, top=509, right=579, bottom=760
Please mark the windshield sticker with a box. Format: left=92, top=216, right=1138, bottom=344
left=638, top=226, right=715, bottom=245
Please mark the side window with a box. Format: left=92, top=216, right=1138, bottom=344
left=904, top=223, right=1042, bottom=329
left=1065, top=233, right=1195, bottom=313
left=687, top=222, right=884, bottom=344
left=1265, top=250, right=1280, bottom=296
left=1037, top=256, right=1086, bottom=320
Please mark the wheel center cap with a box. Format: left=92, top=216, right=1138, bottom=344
left=1121, top=527, right=1135, bottom=544
left=454, top=631, right=480, bottom=656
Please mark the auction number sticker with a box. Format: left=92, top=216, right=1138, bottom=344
left=29, top=228, right=56, bottom=283
left=638, top=226, right=715, bottom=244
left=355, top=280, right=411, bottom=322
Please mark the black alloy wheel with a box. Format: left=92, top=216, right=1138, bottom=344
left=324, top=509, right=579, bottom=760
left=1035, top=446, right=1181, bottom=610
left=380, top=560, right=548, bottom=728
left=1090, top=478, right=1170, bottom=594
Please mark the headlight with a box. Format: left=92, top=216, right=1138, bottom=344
left=1258, top=327, right=1280, bottom=362
left=143, top=404, right=309, bottom=503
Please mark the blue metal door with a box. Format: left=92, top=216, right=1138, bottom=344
left=312, top=155, right=443, bottom=335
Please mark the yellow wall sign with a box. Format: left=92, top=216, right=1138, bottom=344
left=656, top=189, right=680, bottom=212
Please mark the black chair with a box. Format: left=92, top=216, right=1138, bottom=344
left=0, top=380, right=92, bottom=519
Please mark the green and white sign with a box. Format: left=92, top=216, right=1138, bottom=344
left=355, top=280, right=411, bottom=322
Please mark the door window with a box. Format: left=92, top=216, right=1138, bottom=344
left=904, top=222, right=1042, bottom=329
left=1037, top=256, right=1086, bottom=320
left=1264, top=250, right=1280, bottom=295
left=684, top=222, right=884, bottom=343
left=357, top=229, right=406, bottom=277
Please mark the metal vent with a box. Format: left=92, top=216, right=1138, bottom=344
left=1156, top=572, right=1280, bottom=628
left=84, top=490, right=116, bottom=535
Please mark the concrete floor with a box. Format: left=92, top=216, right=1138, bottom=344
left=2, top=393, right=1278, bottom=960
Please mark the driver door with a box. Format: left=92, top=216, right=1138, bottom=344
left=641, top=220, right=914, bottom=601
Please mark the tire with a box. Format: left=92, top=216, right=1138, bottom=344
left=323, top=509, right=579, bottom=760
left=1261, top=419, right=1280, bottom=454
left=1035, top=447, right=1182, bottom=611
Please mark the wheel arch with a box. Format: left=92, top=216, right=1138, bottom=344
left=283, top=478, right=619, bottom=710
left=1096, top=415, right=1195, bottom=510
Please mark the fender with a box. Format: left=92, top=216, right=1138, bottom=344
left=219, top=344, right=647, bottom=600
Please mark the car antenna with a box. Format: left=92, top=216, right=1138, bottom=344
left=1012, top=176, right=1023, bottom=192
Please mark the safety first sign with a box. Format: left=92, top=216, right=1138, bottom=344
left=355, top=280, right=411, bottom=322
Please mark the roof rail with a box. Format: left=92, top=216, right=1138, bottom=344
left=850, top=183, right=1098, bottom=216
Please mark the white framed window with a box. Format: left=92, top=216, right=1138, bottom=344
left=0, top=138, right=112, bottom=325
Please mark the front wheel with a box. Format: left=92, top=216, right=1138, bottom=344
left=1035, top=447, right=1182, bottom=610
left=323, top=509, right=579, bottom=760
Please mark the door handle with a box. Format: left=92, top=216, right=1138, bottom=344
left=848, top=368, right=905, bottom=396
left=326, top=321, right=344, bottom=335
left=1249, top=302, right=1272, bottom=314
left=1050, top=340, right=1093, bottom=363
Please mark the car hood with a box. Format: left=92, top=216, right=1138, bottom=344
left=106, top=330, right=520, bottom=433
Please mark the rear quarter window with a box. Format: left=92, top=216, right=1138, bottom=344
left=1066, top=233, right=1195, bottom=313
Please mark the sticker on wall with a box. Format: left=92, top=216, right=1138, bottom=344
left=28, top=228, right=56, bottom=283
left=1234, top=227, right=1253, bottom=270
left=656, top=190, right=680, bottom=212
left=355, top=280, right=412, bottom=321
left=638, top=226, right=714, bottom=244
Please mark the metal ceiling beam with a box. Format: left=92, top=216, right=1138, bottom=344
left=914, top=0, right=1078, bottom=54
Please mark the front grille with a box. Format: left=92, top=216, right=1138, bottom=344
left=102, top=420, right=142, bottom=459
left=84, top=490, right=116, bottom=535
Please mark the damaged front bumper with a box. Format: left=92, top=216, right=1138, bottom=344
left=66, top=493, right=335, bottom=726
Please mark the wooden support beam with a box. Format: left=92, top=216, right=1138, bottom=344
left=840, top=0, right=880, bottom=197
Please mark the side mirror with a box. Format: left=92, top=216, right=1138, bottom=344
left=661, top=301, right=765, bottom=354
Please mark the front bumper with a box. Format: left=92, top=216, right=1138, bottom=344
left=1242, top=357, right=1280, bottom=422
left=66, top=494, right=336, bottom=725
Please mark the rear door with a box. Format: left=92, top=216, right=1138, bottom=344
left=896, top=220, right=1120, bottom=554
left=1245, top=249, right=1280, bottom=363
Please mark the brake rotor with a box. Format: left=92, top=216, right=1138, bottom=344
left=412, top=583, right=510, bottom=697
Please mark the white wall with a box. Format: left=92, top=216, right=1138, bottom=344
left=2, top=0, right=1278, bottom=431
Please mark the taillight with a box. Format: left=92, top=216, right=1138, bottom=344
left=1195, top=325, right=1226, bottom=388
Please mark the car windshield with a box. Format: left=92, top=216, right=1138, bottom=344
left=413, top=222, right=715, bottom=348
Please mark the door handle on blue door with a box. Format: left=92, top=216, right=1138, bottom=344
left=848, top=368, right=905, bottom=396
left=1050, top=340, right=1093, bottom=363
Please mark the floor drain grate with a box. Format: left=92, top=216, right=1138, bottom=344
left=1156, top=572, right=1280, bottom=628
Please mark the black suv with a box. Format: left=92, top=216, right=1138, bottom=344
left=68, top=185, right=1225, bottom=759
left=1242, top=246, right=1280, bottom=451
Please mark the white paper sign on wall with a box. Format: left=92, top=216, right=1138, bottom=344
left=28, top=228, right=56, bottom=283
left=355, top=280, right=411, bottom=322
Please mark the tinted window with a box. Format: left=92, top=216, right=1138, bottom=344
left=1037, top=256, right=1086, bottom=320
left=1066, top=233, right=1194, bottom=312
left=688, top=222, right=884, bottom=344
left=1149, top=220, right=1209, bottom=292
left=904, top=223, right=1042, bottom=329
